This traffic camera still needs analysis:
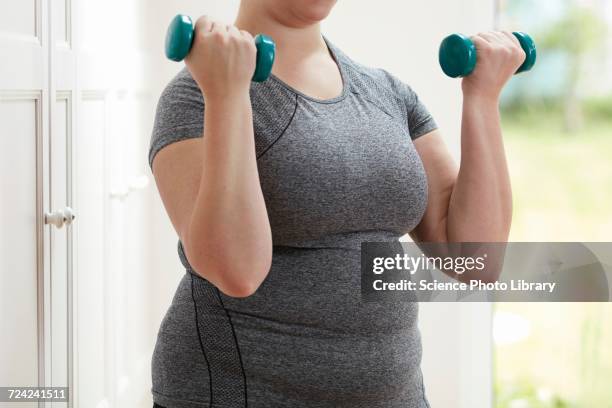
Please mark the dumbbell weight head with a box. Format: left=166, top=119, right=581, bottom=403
left=439, top=32, right=537, bottom=78
left=165, top=15, right=195, bottom=63
left=513, top=31, right=537, bottom=74
left=253, top=34, right=276, bottom=83
left=439, top=33, right=477, bottom=78
left=164, top=14, right=276, bottom=83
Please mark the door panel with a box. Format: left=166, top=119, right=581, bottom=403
left=53, top=0, right=70, bottom=46
left=0, top=0, right=38, bottom=37
left=0, top=0, right=43, bottom=91
left=0, top=97, right=41, bottom=408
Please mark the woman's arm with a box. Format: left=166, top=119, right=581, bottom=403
left=152, top=17, right=272, bottom=298
left=410, top=98, right=511, bottom=243
left=186, top=92, right=272, bottom=296
left=410, top=32, right=526, bottom=252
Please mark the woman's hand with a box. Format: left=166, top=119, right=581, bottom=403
left=461, top=31, right=527, bottom=101
left=185, top=16, right=257, bottom=99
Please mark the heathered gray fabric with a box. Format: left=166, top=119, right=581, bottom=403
left=148, top=37, right=437, bottom=408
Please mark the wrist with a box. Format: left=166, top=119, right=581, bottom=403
left=461, top=87, right=501, bottom=108
left=204, top=87, right=251, bottom=107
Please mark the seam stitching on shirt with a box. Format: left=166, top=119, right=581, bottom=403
left=411, top=117, right=438, bottom=140
left=343, top=64, right=415, bottom=128
left=412, top=116, right=432, bottom=130
left=152, top=390, right=211, bottom=407
left=256, top=93, right=299, bottom=160
left=215, top=288, right=248, bottom=408
left=350, top=90, right=395, bottom=119
left=191, top=274, right=214, bottom=406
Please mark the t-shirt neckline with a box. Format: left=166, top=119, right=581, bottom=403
left=268, top=35, right=349, bottom=104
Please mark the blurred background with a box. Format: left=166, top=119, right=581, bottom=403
left=0, top=0, right=610, bottom=407
left=495, top=0, right=612, bottom=407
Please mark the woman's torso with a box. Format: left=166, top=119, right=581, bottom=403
left=149, top=38, right=435, bottom=408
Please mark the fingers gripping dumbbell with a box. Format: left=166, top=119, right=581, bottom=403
left=439, top=32, right=537, bottom=78
left=165, top=14, right=276, bottom=83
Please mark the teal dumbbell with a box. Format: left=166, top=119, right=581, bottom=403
left=439, top=32, right=537, bottom=78
left=165, top=14, right=276, bottom=83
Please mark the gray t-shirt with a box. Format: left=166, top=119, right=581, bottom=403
left=149, top=37, right=437, bottom=408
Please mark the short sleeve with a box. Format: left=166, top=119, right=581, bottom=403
left=399, top=82, right=438, bottom=141
left=148, top=69, right=205, bottom=169
left=375, top=69, right=438, bottom=141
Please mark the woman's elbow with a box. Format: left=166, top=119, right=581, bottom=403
left=217, top=276, right=265, bottom=298
left=183, top=227, right=273, bottom=298
left=215, top=257, right=272, bottom=298
left=188, top=248, right=272, bottom=298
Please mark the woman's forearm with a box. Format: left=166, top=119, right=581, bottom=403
left=185, top=92, right=272, bottom=297
left=446, top=93, right=512, bottom=242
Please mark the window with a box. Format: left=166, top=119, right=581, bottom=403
left=495, top=1, right=612, bottom=406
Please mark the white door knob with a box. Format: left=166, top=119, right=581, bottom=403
left=44, top=207, right=76, bottom=229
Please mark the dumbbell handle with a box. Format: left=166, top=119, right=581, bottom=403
left=439, top=32, right=537, bottom=78
left=165, top=15, right=276, bottom=83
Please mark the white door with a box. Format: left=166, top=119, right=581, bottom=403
left=0, top=1, right=48, bottom=407
left=1, top=1, right=156, bottom=407
left=0, top=0, right=74, bottom=405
